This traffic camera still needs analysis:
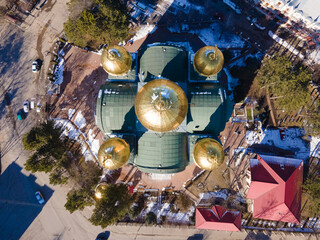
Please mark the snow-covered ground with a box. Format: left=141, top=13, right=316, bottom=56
left=199, top=189, right=229, bottom=201
left=88, top=129, right=100, bottom=158
left=308, top=48, right=320, bottom=65
left=53, top=48, right=65, bottom=85
left=233, top=147, right=247, bottom=166
left=224, top=68, right=238, bottom=92
left=173, top=0, right=205, bottom=14
left=246, top=128, right=310, bottom=160
left=73, top=110, right=86, bottom=130
left=131, top=24, right=158, bottom=42
left=310, top=136, right=320, bottom=158
left=190, top=23, right=244, bottom=48
left=55, top=118, right=81, bottom=140
left=268, top=31, right=304, bottom=59
left=139, top=200, right=195, bottom=224
left=54, top=110, right=100, bottom=161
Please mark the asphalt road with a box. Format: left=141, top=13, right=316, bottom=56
left=0, top=1, right=103, bottom=239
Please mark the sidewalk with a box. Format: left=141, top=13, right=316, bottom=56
left=107, top=223, right=318, bottom=240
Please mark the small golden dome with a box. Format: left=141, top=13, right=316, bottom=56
left=97, top=137, right=130, bottom=170
left=95, top=183, right=108, bottom=199
left=101, top=46, right=132, bottom=76
left=193, top=46, right=224, bottom=77
left=135, top=79, right=188, bottom=132
left=193, top=138, right=224, bottom=170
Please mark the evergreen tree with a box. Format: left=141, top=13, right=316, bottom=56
left=64, top=0, right=130, bottom=48
left=89, top=184, right=133, bottom=227
left=303, top=177, right=320, bottom=214
left=256, top=55, right=311, bottom=111
left=65, top=188, right=94, bottom=213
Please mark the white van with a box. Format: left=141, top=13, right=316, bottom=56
left=30, top=98, right=35, bottom=110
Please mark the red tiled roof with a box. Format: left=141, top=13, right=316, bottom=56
left=246, top=154, right=303, bottom=223
left=196, top=206, right=241, bottom=231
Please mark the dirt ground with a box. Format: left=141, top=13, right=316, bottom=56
left=186, top=161, right=230, bottom=198
left=49, top=45, right=107, bottom=143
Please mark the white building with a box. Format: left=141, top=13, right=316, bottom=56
left=257, top=0, right=320, bottom=31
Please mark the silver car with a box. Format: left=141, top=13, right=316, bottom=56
left=23, top=100, right=29, bottom=113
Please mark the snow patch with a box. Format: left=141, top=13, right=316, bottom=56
left=54, top=58, right=64, bottom=85
left=68, top=108, right=75, bottom=119
left=246, top=128, right=310, bottom=160
left=131, top=24, right=157, bottom=42
left=74, top=111, right=86, bottom=130
left=88, top=129, right=100, bottom=157
left=199, top=189, right=229, bottom=200
left=310, top=136, right=320, bottom=158
left=55, top=119, right=80, bottom=139
left=188, top=23, right=244, bottom=48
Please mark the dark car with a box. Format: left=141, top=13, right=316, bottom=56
left=95, top=231, right=110, bottom=240
left=17, top=109, right=24, bottom=120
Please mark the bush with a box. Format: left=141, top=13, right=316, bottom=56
left=145, top=212, right=157, bottom=225
left=189, top=212, right=195, bottom=225
left=160, top=215, right=167, bottom=224
left=128, top=206, right=141, bottom=220
left=176, top=192, right=193, bottom=212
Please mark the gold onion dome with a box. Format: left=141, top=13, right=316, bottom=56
left=193, top=138, right=225, bottom=170
left=95, top=183, right=108, bottom=199
left=193, top=45, right=224, bottom=77
left=101, top=46, right=132, bottom=76
left=97, top=137, right=130, bottom=170
left=135, top=79, right=188, bottom=132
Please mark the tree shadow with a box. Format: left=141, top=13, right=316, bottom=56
left=245, top=231, right=271, bottom=240
left=187, top=234, right=204, bottom=240
left=0, top=162, right=54, bottom=240
left=0, top=33, right=24, bottom=76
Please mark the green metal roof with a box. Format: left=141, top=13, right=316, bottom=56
left=139, top=45, right=188, bottom=82
left=187, top=83, right=231, bottom=136
left=136, top=132, right=188, bottom=173
left=108, top=53, right=137, bottom=81
left=96, top=82, right=137, bottom=133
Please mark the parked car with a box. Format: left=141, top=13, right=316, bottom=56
left=17, top=109, right=24, bottom=120
left=32, top=60, right=41, bottom=72
left=35, top=191, right=45, bottom=204
left=30, top=98, right=35, bottom=110
left=23, top=100, right=29, bottom=113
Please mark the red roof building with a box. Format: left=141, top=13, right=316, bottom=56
left=246, top=154, right=303, bottom=223
left=196, top=206, right=241, bottom=231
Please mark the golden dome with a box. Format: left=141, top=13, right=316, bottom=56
left=97, top=137, right=130, bottom=170
left=101, top=46, right=132, bottom=76
left=135, top=79, right=188, bottom=132
left=95, top=183, right=108, bottom=199
left=193, top=138, right=224, bottom=170
left=193, top=46, right=224, bottom=77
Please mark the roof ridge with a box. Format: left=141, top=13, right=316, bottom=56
left=257, top=155, right=284, bottom=184
left=211, top=206, right=220, bottom=219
